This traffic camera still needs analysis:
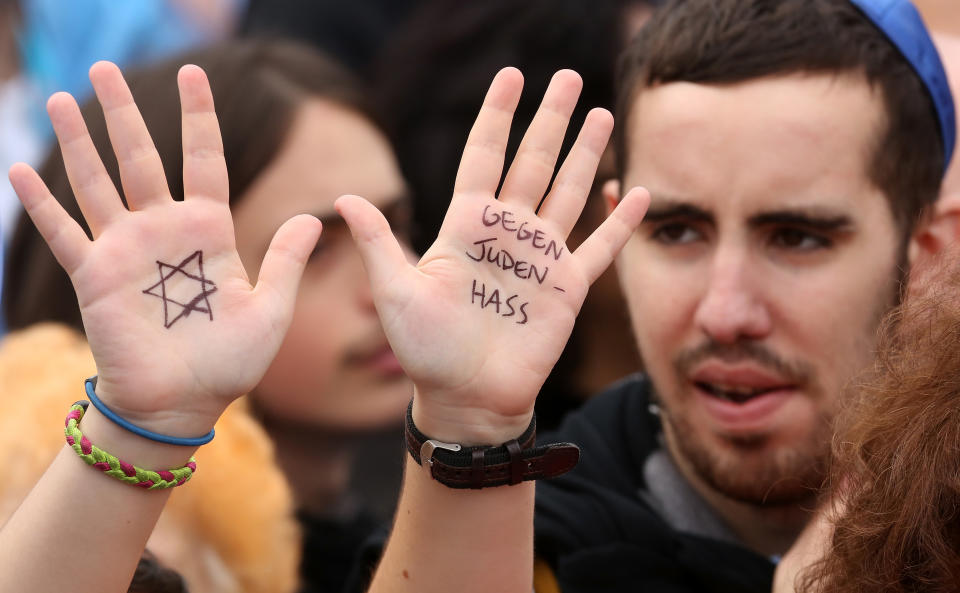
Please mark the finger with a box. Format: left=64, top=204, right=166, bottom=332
left=254, top=214, right=323, bottom=309
left=89, top=61, right=170, bottom=210
left=335, top=194, right=411, bottom=292
left=538, top=108, right=613, bottom=237
left=9, top=163, right=90, bottom=274
left=46, top=92, right=125, bottom=236
left=573, top=187, right=650, bottom=285
left=178, top=65, right=228, bottom=203
left=498, top=70, right=582, bottom=210
left=452, top=67, right=524, bottom=200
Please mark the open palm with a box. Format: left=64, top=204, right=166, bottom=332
left=338, top=68, right=649, bottom=441
left=8, top=62, right=320, bottom=438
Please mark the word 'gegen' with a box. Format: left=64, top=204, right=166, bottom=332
left=481, top=205, right=564, bottom=261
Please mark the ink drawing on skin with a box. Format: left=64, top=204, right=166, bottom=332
left=142, top=250, right=218, bottom=328
left=465, top=237, right=550, bottom=284
left=480, top=205, right=565, bottom=260
left=470, top=278, right=529, bottom=324
left=465, top=204, right=578, bottom=324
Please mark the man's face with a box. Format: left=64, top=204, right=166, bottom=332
left=617, top=74, right=905, bottom=505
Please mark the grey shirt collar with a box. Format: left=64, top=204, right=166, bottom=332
left=640, top=445, right=742, bottom=546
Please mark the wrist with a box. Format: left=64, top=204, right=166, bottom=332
left=92, top=377, right=221, bottom=442
left=77, top=405, right=199, bottom=470
left=411, top=388, right=534, bottom=446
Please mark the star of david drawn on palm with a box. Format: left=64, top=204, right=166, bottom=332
left=142, top=250, right=218, bottom=329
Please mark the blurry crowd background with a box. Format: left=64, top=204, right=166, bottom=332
left=0, top=1, right=955, bottom=592
left=0, top=0, right=675, bottom=415
left=0, top=0, right=955, bottom=408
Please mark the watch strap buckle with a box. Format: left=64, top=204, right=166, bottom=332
left=420, top=439, right=462, bottom=473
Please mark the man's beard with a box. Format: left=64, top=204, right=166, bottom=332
left=662, top=403, right=831, bottom=506
left=652, top=250, right=906, bottom=508
left=658, top=339, right=828, bottom=506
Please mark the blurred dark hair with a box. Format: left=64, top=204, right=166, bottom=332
left=4, top=38, right=378, bottom=331
left=128, top=550, right=187, bottom=593
left=615, top=0, right=944, bottom=236
left=376, top=0, right=654, bottom=253
left=240, top=0, right=421, bottom=75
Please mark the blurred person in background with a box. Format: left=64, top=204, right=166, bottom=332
left=3, top=39, right=413, bottom=593
left=239, top=0, right=421, bottom=77
left=0, top=0, right=242, bottom=336
left=0, top=324, right=300, bottom=593
left=914, top=0, right=959, bottom=36
left=4, top=0, right=242, bottom=243
left=0, top=0, right=40, bottom=333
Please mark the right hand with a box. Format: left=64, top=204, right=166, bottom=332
left=8, top=62, right=321, bottom=439
left=337, top=68, right=649, bottom=443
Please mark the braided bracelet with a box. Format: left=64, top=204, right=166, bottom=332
left=65, top=401, right=196, bottom=490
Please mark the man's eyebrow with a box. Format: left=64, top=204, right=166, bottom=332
left=642, top=198, right=714, bottom=224
left=748, top=210, right=853, bottom=231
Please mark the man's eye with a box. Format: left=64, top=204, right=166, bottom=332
left=770, top=228, right=831, bottom=250
left=651, top=223, right=701, bottom=245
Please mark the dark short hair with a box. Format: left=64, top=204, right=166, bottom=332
left=4, top=39, right=377, bottom=331
left=614, top=0, right=944, bottom=234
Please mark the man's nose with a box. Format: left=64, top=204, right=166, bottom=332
left=693, top=250, right=772, bottom=344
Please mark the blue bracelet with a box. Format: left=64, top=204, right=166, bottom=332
left=84, top=376, right=215, bottom=446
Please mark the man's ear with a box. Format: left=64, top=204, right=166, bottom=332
left=603, top=179, right=621, bottom=216
left=909, top=194, right=960, bottom=264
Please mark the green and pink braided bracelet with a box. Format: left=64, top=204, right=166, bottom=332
left=65, top=401, right=196, bottom=490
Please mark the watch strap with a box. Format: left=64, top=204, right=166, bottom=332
left=404, top=400, right=580, bottom=489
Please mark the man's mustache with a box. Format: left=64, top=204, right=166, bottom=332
left=674, top=340, right=812, bottom=385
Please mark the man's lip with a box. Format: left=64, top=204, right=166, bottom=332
left=693, top=383, right=794, bottom=432
left=687, top=361, right=800, bottom=433
left=690, top=362, right=795, bottom=391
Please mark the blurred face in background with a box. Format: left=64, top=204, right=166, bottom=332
left=614, top=74, right=906, bottom=506
left=233, top=99, right=413, bottom=430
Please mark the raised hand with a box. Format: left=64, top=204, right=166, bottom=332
left=8, top=62, right=321, bottom=438
left=337, top=68, right=649, bottom=443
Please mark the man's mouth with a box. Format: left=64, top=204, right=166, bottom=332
left=694, top=381, right=782, bottom=404
left=686, top=360, right=806, bottom=431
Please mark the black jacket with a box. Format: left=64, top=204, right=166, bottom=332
left=535, top=375, right=775, bottom=593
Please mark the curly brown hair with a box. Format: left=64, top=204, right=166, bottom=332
left=801, top=244, right=960, bottom=592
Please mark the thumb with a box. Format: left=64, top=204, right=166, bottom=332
left=255, top=213, right=323, bottom=310
left=335, top=194, right=411, bottom=291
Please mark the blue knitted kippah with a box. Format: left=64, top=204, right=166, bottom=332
left=849, top=0, right=956, bottom=174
